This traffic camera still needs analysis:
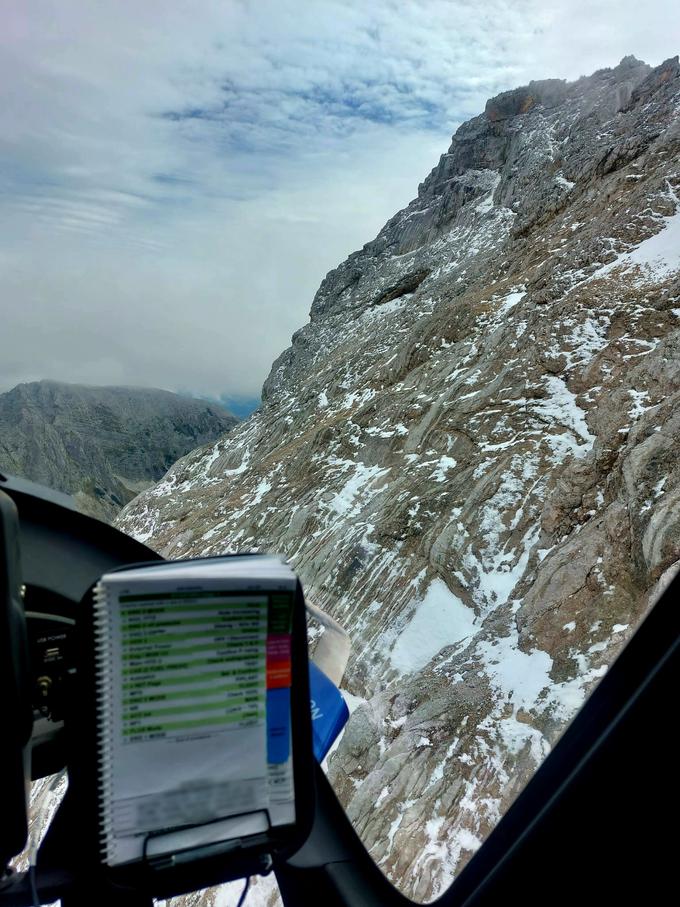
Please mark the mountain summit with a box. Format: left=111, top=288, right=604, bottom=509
left=119, top=57, right=680, bottom=899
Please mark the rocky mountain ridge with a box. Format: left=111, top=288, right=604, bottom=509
left=118, top=55, right=680, bottom=902
left=0, top=380, right=237, bottom=520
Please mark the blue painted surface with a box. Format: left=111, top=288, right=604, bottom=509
left=266, top=687, right=291, bottom=764
left=309, top=662, right=350, bottom=762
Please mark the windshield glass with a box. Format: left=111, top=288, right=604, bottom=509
left=3, top=2, right=679, bottom=904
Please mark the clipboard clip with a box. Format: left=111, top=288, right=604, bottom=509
left=141, top=810, right=273, bottom=874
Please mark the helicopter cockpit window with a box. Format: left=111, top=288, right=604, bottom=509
left=2, top=2, right=679, bottom=905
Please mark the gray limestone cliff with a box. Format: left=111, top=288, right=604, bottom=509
left=118, top=56, right=680, bottom=902
left=0, top=381, right=237, bottom=520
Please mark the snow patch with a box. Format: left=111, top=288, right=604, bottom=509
left=588, top=189, right=680, bottom=283
left=617, top=206, right=680, bottom=278
left=476, top=636, right=553, bottom=710
left=391, top=579, right=478, bottom=675
left=532, top=376, right=595, bottom=460
left=431, top=455, right=458, bottom=482
left=555, top=173, right=575, bottom=190
left=495, top=289, right=526, bottom=321
left=341, top=387, right=376, bottom=410
left=628, top=388, right=651, bottom=420
left=249, top=478, right=272, bottom=508
left=327, top=461, right=390, bottom=518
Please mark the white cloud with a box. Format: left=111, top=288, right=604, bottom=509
left=0, top=0, right=678, bottom=397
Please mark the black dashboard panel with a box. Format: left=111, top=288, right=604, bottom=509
left=0, top=473, right=162, bottom=606
left=0, top=473, right=162, bottom=778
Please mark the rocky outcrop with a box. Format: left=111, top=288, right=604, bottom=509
left=0, top=381, right=237, bottom=520
left=118, top=56, right=680, bottom=901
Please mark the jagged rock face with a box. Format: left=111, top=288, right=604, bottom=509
left=118, top=56, right=680, bottom=902
left=0, top=381, right=237, bottom=520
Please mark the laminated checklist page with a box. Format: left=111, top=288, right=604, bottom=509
left=93, top=556, right=297, bottom=866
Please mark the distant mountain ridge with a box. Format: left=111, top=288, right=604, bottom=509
left=0, top=380, right=237, bottom=520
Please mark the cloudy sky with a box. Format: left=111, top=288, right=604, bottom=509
left=1, top=1, right=678, bottom=411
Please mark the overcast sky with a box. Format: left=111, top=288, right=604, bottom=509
left=1, top=1, right=678, bottom=408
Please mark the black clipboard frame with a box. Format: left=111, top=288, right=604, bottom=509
left=67, top=559, right=315, bottom=902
